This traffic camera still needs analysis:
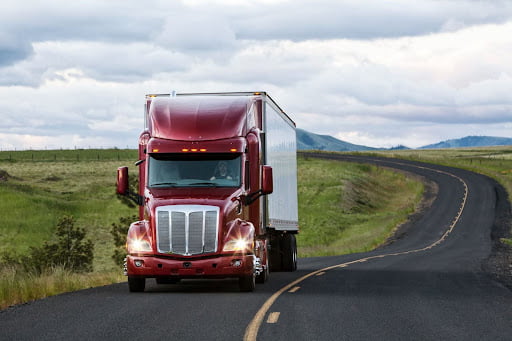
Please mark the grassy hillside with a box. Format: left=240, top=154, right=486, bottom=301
left=0, top=149, right=138, bottom=272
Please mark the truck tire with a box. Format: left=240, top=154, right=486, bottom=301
left=239, top=274, right=255, bottom=292
left=256, top=248, right=270, bottom=283
left=282, top=233, right=297, bottom=272
left=256, top=264, right=269, bottom=283
left=128, top=276, right=145, bottom=292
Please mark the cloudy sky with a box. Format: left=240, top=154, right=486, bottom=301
left=1, top=0, right=511, bottom=150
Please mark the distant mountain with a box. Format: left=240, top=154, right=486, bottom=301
left=297, top=129, right=377, bottom=152
left=420, top=136, right=512, bottom=149
left=297, top=130, right=512, bottom=152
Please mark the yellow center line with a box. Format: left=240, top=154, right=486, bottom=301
left=243, top=161, right=469, bottom=341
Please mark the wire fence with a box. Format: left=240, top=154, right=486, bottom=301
left=0, top=148, right=138, bottom=162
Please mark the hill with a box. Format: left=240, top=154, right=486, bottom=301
left=297, top=129, right=377, bottom=152
left=297, top=129, right=512, bottom=151
left=420, top=136, right=512, bottom=149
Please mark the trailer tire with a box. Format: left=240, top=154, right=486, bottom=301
left=128, top=276, right=145, bottom=292
left=239, top=274, right=255, bottom=292
left=282, top=233, right=297, bottom=272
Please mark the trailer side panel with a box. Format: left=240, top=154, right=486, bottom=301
left=264, top=99, right=299, bottom=232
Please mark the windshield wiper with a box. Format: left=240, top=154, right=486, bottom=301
left=150, top=182, right=178, bottom=187
left=188, top=181, right=217, bottom=187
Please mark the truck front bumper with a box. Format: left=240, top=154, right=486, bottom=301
left=126, top=254, right=255, bottom=279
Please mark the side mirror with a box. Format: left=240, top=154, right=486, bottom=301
left=116, top=167, right=129, bottom=195
left=240, top=165, right=273, bottom=206
left=261, top=165, right=273, bottom=195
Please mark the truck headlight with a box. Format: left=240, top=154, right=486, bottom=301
left=127, top=238, right=152, bottom=253
left=223, top=237, right=253, bottom=252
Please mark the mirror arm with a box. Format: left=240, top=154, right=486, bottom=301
left=126, top=190, right=144, bottom=206
left=242, top=190, right=263, bottom=206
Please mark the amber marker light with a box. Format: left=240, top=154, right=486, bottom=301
left=152, top=148, right=159, bottom=153
left=230, top=148, right=237, bottom=152
left=182, top=148, right=207, bottom=152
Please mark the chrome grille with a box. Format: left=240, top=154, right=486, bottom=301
left=156, top=205, right=219, bottom=255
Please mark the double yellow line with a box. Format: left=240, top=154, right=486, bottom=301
left=244, top=161, right=469, bottom=341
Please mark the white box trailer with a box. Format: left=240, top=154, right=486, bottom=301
left=263, top=96, right=299, bottom=232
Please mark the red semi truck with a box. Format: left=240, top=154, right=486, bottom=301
left=116, top=92, right=298, bottom=292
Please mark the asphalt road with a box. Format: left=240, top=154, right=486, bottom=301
left=1, top=155, right=511, bottom=341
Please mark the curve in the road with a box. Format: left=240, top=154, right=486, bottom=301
left=244, top=155, right=470, bottom=341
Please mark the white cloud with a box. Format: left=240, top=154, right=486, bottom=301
left=0, top=0, right=511, bottom=150
left=155, top=14, right=236, bottom=52
left=231, top=0, right=512, bottom=40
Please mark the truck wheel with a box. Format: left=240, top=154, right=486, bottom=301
left=128, top=276, right=146, bottom=292
left=282, top=234, right=297, bottom=272
left=256, top=264, right=269, bottom=283
left=239, top=274, right=255, bottom=292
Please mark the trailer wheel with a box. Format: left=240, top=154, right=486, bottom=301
left=239, top=274, right=255, bottom=292
left=282, top=233, right=297, bottom=272
left=128, top=276, right=145, bottom=292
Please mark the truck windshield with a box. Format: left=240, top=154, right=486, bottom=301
left=148, top=153, right=242, bottom=188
